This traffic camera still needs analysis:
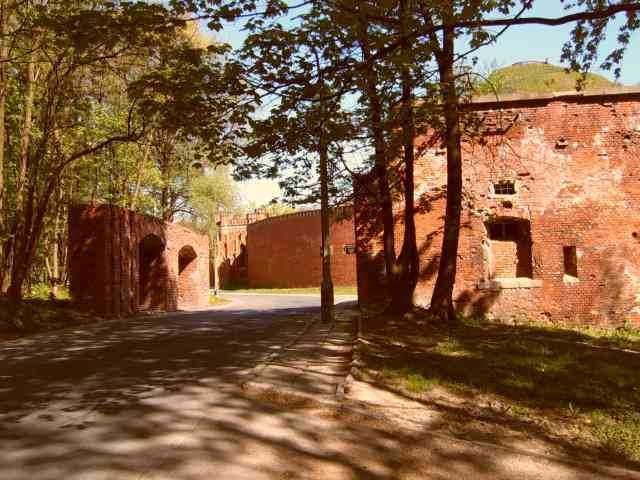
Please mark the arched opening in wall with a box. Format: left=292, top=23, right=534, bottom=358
left=178, top=245, right=198, bottom=308
left=237, top=243, right=247, bottom=268
left=485, top=218, right=533, bottom=279
left=139, top=234, right=166, bottom=311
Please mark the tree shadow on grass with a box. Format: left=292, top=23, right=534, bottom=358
left=358, top=315, right=640, bottom=471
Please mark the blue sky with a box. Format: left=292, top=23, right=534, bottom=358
left=216, top=3, right=639, bottom=205
left=217, top=3, right=639, bottom=84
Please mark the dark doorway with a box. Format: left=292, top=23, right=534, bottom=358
left=139, top=234, right=166, bottom=310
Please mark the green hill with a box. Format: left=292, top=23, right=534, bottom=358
left=475, top=62, right=616, bottom=96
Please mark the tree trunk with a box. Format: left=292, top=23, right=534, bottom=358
left=2, top=45, right=38, bottom=293
left=356, top=7, right=398, bottom=300
left=389, top=0, right=419, bottom=313
left=8, top=170, right=59, bottom=300
left=17, top=53, right=37, bottom=204
left=129, top=142, right=150, bottom=211
left=315, top=48, right=334, bottom=324
left=49, top=186, right=63, bottom=297
left=0, top=0, right=7, bottom=292
left=428, top=22, right=463, bottom=323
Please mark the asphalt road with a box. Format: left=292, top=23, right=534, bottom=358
left=217, top=291, right=358, bottom=314
left=0, top=294, right=355, bottom=480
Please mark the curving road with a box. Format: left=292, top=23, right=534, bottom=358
left=0, top=294, right=356, bottom=480
left=2, top=293, right=638, bottom=480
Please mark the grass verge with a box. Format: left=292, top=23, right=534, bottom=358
left=222, top=286, right=357, bottom=296
left=359, top=315, right=640, bottom=466
left=209, top=294, right=231, bottom=306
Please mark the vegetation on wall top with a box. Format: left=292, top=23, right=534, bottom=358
left=476, top=62, right=616, bottom=96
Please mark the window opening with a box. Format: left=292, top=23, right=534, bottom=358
left=563, top=246, right=578, bottom=278
left=485, top=219, right=533, bottom=278
left=343, top=244, right=356, bottom=255
left=494, top=180, right=516, bottom=195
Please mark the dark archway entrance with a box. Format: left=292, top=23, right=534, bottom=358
left=139, top=234, right=166, bottom=310
left=178, top=245, right=198, bottom=308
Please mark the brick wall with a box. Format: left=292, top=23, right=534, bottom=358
left=215, top=208, right=357, bottom=289
left=355, top=89, right=640, bottom=327
left=69, top=204, right=210, bottom=317
left=247, top=209, right=357, bottom=288
left=216, top=217, right=251, bottom=289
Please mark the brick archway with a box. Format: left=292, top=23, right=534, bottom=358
left=139, top=234, right=166, bottom=311
left=178, top=245, right=198, bottom=308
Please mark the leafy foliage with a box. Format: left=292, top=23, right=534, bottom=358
left=0, top=0, right=246, bottom=299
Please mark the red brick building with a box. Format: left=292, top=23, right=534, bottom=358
left=216, top=209, right=357, bottom=289
left=69, top=204, right=210, bottom=317
left=355, top=88, right=640, bottom=327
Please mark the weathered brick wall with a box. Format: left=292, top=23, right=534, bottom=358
left=247, top=209, right=357, bottom=288
left=355, top=89, right=640, bottom=327
left=69, top=204, right=210, bottom=317
left=216, top=215, right=252, bottom=289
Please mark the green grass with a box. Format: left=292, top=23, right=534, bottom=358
left=208, top=294, right=230, bottom=306
left=24, top=283, right=70, bottom=301
left=475, top=62, right=615, bottom=96
left=361, top=316, right=640, bottom=464
left=222, top=286, right=358, bottom=296
left=382, top=367, right=442, bottom=393
left=589, top=409, right=640, bottom=461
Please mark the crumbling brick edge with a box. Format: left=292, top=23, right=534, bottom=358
left=240, top=308, right=359, bottom=407
left=335, top=310, right=362, bottom=401
left=240, top=314, right=321, bottom=391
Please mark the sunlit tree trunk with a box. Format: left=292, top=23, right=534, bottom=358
left=0, top=0, right=7, bottom=292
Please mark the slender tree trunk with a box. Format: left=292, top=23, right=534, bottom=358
left=357, top=6, right=398, bottom=303
left=8, top=82, right=58, bottom=300
left=49, top=186, right=63, bottom=297
left=129, top=142, right=150, bottom=211
left=17, top=53, right=37, bottom=204
left=8, top=173, right=57, bottom=300
left=428, top=22, right=463, bottom=323
left=91, top=164, right=99, bottom=204
left=389, top=0, right=419, bottom=313
left=0, top=1, right=8, bottom=292
left=315, top=48, right=334, bottom=323
left=2, top=46, right=38, bottom=293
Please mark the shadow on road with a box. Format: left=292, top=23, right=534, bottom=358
left=1, top=300, right=637, bottom=479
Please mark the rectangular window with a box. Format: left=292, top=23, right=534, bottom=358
left=563, top=246, right=578, bottom=278
left=494, top=180, right=516, bottom=195
left=487, top=221, right=519, bottom=241
left=343, top=244, right=356, bottom=255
